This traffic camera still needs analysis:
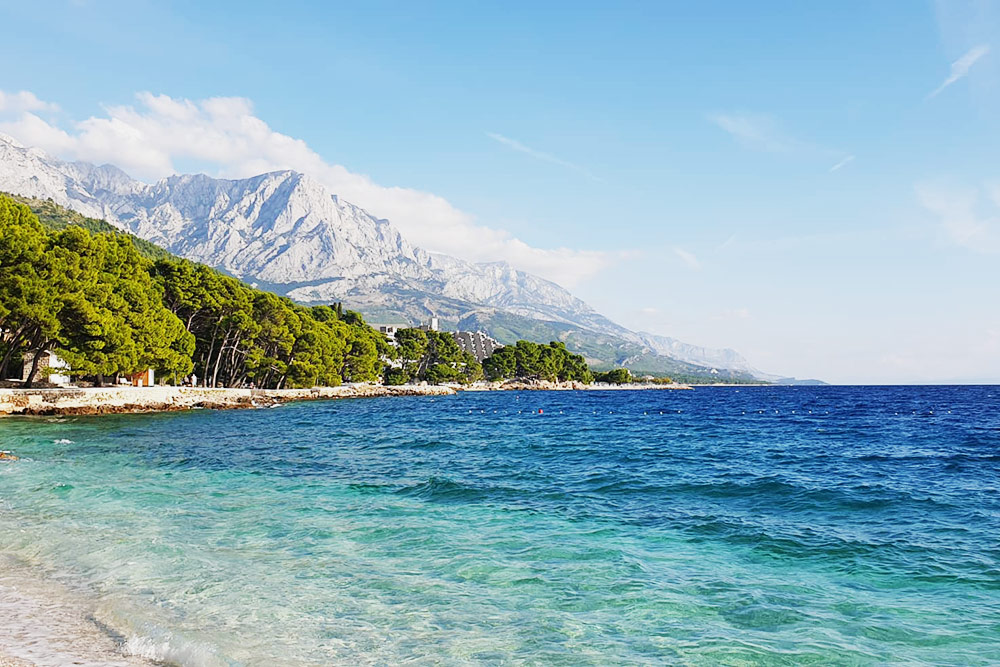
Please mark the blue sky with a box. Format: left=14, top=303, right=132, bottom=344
left=2, top=0, right=999, bottom=382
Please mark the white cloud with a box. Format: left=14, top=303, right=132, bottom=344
left=709, top=112, right=852, bottom=170
left=672, top=247, right=701, bottom=270
left=916, top=180, right=1000, bottom=253
left=829, top=155, right=855, bottom=172
left=486, top=132, right=599, bottom=181
left=927, top=44, right=990, bottom=99
left=0, top=91, right=613, bottom=288
left=708, top=112, right=799, bottom=153
left=0, top=90, right=58, bottom=114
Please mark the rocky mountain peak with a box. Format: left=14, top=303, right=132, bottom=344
left=0, top=133, right=765, bottom=378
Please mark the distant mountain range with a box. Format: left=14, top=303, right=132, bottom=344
left=0, top=133, right=804, bottom=381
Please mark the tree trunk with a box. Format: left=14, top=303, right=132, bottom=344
left=0, top=325, right=31, bottom=378
left=225, top=335, right=244, bottom=387
left=211, top=329, right=232, bottom=388
left=203, top=317, right=223, bottom=387
left=22, top=346, right=46, bottom=388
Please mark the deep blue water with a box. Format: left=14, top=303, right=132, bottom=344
left=1, top=386, right=998, bottom=665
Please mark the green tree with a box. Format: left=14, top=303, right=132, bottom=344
left=382, top=365, right=409, bottom=385
left=0, top=196, right=59, bottom=382
left=481, top=340, right=593, bottom=383
left=595, top=368, right=632, bottom=384
left=395, top=328, right=429, bottom=378
left=483, top=345, right=515, bottom=381
left=50, top=228, right=193, bottom=384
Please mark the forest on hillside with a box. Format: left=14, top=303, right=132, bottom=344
left=0, top=195, right=387, bottom=387
left=0, top=194, right=640, bottom=388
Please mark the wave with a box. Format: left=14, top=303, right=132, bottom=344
left=393, top=476, right=522, bottom=504
left=119, top=629, right=224, bottom=667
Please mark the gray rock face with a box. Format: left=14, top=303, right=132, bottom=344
left=629, top=331, right=762, bottom=376
left=0, top=134, right=765, bottom=378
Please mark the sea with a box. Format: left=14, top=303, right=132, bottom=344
left=0, top=386, right=998, bottom=666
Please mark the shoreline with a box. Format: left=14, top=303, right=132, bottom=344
left=0, top=384, right=456, bottom=417
left=0, top=560, right=159, bottom=667
left=0, top=381, right=692, bottom=417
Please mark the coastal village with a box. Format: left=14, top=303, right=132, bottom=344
left=0, top=192, right=694, bottom=416
left=0, top=312, right=688, bottom=416
left=9, top=317, right=503, bottom=389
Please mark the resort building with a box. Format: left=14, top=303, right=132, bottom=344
left=418, top=317, right=440, bottom=332
left=377, top=318, right=440, bottom=339
left=451, top=331, right=503, bottom=362
left=376, top=324, right=407, bottom=338
left=21, top=351, right=72, bottom=386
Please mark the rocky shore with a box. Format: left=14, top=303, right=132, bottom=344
left=0, top=380, right=693, bottom=417
left=0, top=384, right=456, bottom=416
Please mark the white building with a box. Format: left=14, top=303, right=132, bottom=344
left=21, top=351, right=72, bottom=385
left=374, top=324, right=409, bottom=346
left=376, top=324, right=403, bottom=337
left=452, top=331, right=503, bottom=362
left=418, top=317, right=440, bottom=332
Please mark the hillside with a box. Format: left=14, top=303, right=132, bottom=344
left=0, top=134, right=764, bottom=381
left=6, top=192, right=172, bottom=261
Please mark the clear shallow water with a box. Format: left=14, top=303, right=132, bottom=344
left=1, top=386, right=999, bottom=665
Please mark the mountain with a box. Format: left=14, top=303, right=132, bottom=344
left=630, top=331, right=763, bottom=376
left=0, top=133, right=770, bottom=380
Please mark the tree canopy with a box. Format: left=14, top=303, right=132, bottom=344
left=384, top=328, right=483, bottom=385
left=0, top=197, right=193, bottom=385
left=593, top=368, right=633, bottom=384
left=0, top=194, right=384, bottom=388
left=0, top=193, right=612, bottom=390
left=482, top=340, right=592, bottom=383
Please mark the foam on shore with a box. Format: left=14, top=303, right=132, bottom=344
left=0, top=561, right=159, bottom=667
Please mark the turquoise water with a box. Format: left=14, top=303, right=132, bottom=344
left=1, top=386, right=999, bottom=665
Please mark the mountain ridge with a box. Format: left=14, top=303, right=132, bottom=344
left=0, top=134, right=769, bottom=380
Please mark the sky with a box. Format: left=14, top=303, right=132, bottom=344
left=1, top=0, right=998, bottom=383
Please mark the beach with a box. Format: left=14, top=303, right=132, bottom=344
left=0, top=569, right=156, bottom=666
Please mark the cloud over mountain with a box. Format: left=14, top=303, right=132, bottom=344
left=0, top=90, right=611, bottom=288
